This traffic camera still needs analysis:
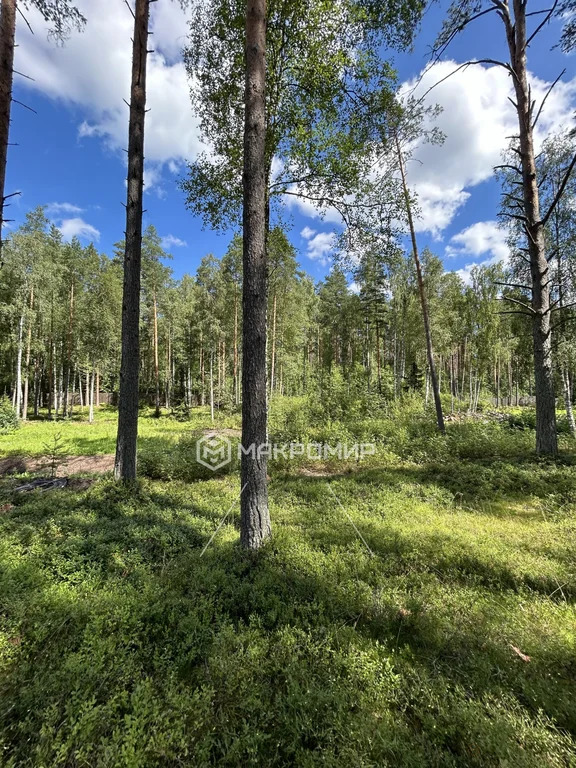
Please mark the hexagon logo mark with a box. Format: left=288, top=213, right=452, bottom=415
left=196, top=434, right=233, bottom=471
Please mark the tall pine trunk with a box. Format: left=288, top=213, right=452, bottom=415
left=0, top=0, right=15, bottom=267
left=114, top=0, right=150, bottom=481
left=395, top=133, right=445, bottom=434
left=504, top=0, right=557, bottom=454
left=240, top=0, right=271, bottom=550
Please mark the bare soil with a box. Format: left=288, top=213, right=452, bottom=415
left=0, top=454, right=115, bottom=476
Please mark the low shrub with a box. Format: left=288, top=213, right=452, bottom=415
left=0, top=396, right=18, bottom=434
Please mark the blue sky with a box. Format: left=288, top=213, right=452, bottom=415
left=6, top=0, right=575, bottom=284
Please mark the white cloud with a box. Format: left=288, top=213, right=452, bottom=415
left=59, top=217, right=100, bottom=242
left=445, top=220, right=510, bottom=283
left=348, top=281, right=360, bottom=294
left=45, top=202, right=84, bottom=215
left=300, top=226, right=316, bottom=240
left=303, top=231, right=336, bottom=265
left=402, top=60, right=576, bottom=235
left=161, top=234, right=187, bottom=249
left=16, top=0, right=203, bottom=189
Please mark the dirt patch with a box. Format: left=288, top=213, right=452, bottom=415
left=201, top=428, right=241, bottom=438
left=0, top=454, right=115, bottom=476
left=297, top=466, right=347, bottom=478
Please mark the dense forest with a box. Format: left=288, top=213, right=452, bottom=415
left=2, top=200, right=575, bottom=424
left=0, top=0, right=576, bottom=765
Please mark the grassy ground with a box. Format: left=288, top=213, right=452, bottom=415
left=0, top=408, right=575, bottom=766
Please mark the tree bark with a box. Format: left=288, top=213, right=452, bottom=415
left=241, top=0, right=271, bottom=550
left=504, top=0, right=557, bottom=454
left=0, top=0, right=15, bottom=268
left=114, top=0, right=150, bottom=481
left=395, top=133, right=445, bottom=434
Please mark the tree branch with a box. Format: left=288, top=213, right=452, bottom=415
left=541, top=152, right=576, bottom=227
left=500, top=296, right=536, bottom=313
left=532, top=69, right=565, bottom=129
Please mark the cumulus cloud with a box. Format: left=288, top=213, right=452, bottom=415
left=45, top=202, right=84, bottom=215
left=301, top=227, right=336, bottom=265
left=16, top=0, right=203, bottom=189
left=161, top=234, right=187, bottom=249
left=445, top=220, right=510, bottom=283
left=59, top=217, right=100, bottom=242
left=403, top=60, right=576, bottom=234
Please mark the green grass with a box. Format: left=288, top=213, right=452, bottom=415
left=0, top=408, right=575, bottom=766
left=0, top=406, right=240, bottom=457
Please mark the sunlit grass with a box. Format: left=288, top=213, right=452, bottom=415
left=0, top=406, right=575, bottom=765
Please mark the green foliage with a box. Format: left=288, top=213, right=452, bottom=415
left=138, top=432, right=240, bottom=482
left=41, top=431, right=67, bottom=478
left=0, top=397, right=18, bottom=434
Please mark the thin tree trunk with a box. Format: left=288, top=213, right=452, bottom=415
left=449, top=353, right=455, bottom=414
left=233, top=289, right=239, bottom=405
left=22, top=287, right=33, bottom=421
left=199, top=330, right=205, bottom=406
left=153, top=290, right=160, bottom=417
left=14, top=310, right=23, bottom=418
left=33, top=362, right=39, bottom=417
left=63, top=282, right=74, bottom=418
left=269, top=291, right=277, bottom=396
left=395, top=133, right=445, bottom=434
left=96, top=369, right=100, bottom=408
left=241, top=0, right=270, bottom=549
left=89, top=367, right=95, bottom=424
left=210, top=350, right=214, bottom=423
left=562, top=367, right=576, bottom=438
left=0, top=0, right=15, bottom=268
left=375, top=318, right=382, bottom=394
left=114, top=0, right=150, bottom=481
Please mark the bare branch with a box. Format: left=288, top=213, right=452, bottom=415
left=16, top=7, right=34, bottom=35
left=494, top=163, right=522, bottom=175
left=541, top=152, right=576, bottom=227
left=12, top=99, right=37, bottom=114
left=551, top=300, right=576, bottom=313
left=532, top=69, right=565, bottom=129
left=525, top=0, right=559, bottom=48
left=500, top=296, right=536, bottom=313
left=494, top=280, right=532, bottom=290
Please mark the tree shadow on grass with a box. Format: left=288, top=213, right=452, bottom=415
left=0, top=477, right=575, bottom=766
